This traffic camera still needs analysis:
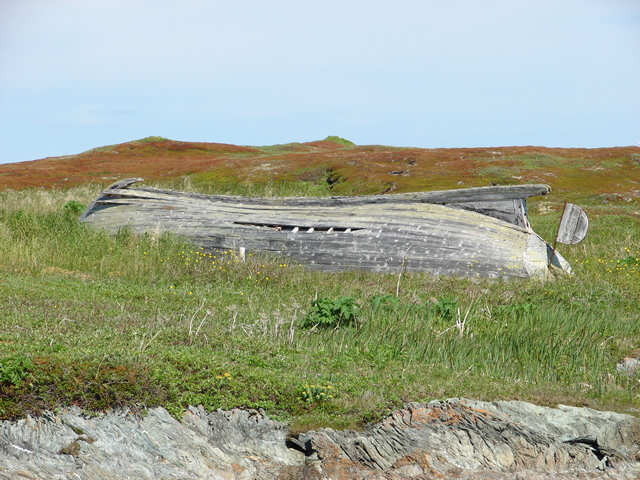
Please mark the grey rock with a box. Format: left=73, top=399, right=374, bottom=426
left=0, top=399, right=639, bottom=479
left=303, top=399, right=640, bottom=479
left=0, top=406, right=303, bottom=479
left=617, top=357, right=640, bottom=375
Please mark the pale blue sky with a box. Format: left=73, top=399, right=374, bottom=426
left=1, top=0, right=638, bottom=164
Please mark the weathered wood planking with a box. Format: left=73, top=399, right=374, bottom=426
left=80, top=178, right=570, bottom=278
left=557, top=203, right=589, bottom=245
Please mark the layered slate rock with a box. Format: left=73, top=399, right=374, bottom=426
left=0, top=407, right=303, bottom=479
left=1, top=400, right=639, bottom=479
left=298, top=399, right=640, bottom=479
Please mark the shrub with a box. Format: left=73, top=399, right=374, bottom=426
left=63, top=200, right=87, bottom=215
left=299, top=384, right=334, bottom=405
left=0, top=355, right=33, bottom=387
left=300, top=296, right=359, bottom=329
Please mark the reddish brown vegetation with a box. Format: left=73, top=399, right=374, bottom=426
left=1, top=138, right=639, bottom=203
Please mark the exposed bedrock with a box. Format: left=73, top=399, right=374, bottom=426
left=1, top=399, right=639, bottom=479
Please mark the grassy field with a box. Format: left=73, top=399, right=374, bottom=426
left=1, top=158, right=639, bottom=431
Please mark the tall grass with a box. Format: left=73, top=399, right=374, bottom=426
left=0, top=187, right=638, bottom=427
left=150, top=175, right=332, bottom=197
left=0, top=184, right=100, bottom=215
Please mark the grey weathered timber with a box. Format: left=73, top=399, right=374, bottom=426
left=557, top=202, right=589, bottom=245
left=80, top=178, right=571, bottom=278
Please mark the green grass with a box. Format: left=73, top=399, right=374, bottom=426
left=0, top=185, right=639, bottom=429
left=474, top=166, right=521, bottom=184
left=132, top=136, right=169, bottom=144
left=324, top=135, right=356, bottom=146
left=254, top=142, right=311, bottom=154
left=152, top=174, right=333, bottom=198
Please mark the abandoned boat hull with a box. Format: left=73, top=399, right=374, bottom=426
left=79, top=178, right=570, bottom=278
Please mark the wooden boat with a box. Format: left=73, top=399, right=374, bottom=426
left=79, top=178, right=571, bottom=278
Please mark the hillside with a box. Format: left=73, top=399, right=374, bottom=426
left=1, top=135, right=639, bottom=438
left=2, top=137, right=639, bottom=208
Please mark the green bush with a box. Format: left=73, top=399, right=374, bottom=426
left=62, top=200, right=87, bottom=215
left=299, top=384, right=334, bottom=405
left=0, top=355, right=33, bottom=386
left=300, top=296, right=359, bottom=329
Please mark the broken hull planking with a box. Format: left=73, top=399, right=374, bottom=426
left=79, top=179, right=570, bottom=278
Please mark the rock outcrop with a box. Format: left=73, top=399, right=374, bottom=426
left=1, top=399, right=639, bottom=479
left=297, top=399, right=640, bottom=479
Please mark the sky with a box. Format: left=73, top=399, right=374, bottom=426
left=0, top=0, right=639, bottom=165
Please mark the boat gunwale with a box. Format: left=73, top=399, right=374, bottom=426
left=81, top=177, right=551, bottom=218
